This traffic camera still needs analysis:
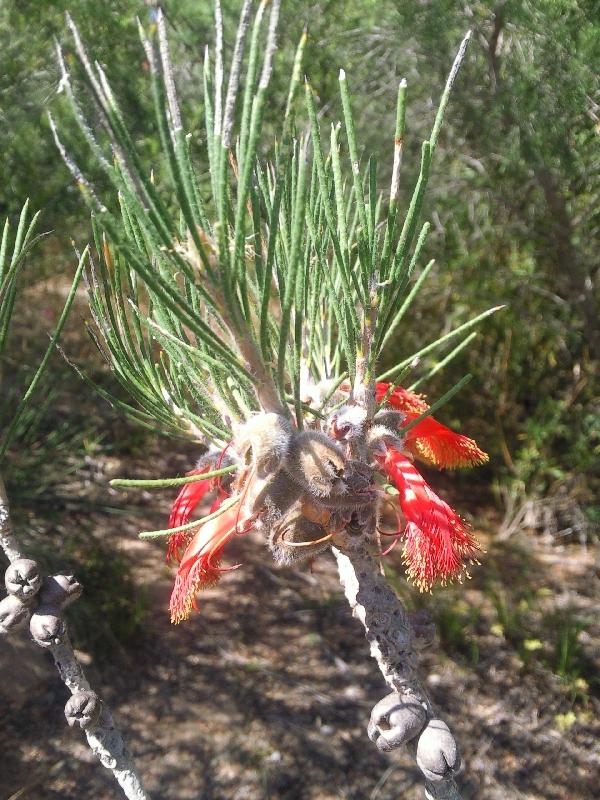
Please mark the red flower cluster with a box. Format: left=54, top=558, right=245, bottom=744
left=165, top=384, right=488, bottom=621
left=169, top=504, right=242, bottom=624
left=377, top=448, right=480, bottom=591
left=374, top=383, right=486, bottom=590
left=375, top=383, right=488, bottom=468
left=165, top=467, right=213, bottom=564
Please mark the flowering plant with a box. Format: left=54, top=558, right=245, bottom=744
left=163, top=380, right=487, bottom=623
left=52, top=2, right=500, bottom=796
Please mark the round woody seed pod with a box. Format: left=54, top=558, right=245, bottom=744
left=5, top=559, right=42, bottom=602
left=0, top=594, right=32, bottom=634
left=416, top=718, right=461, bottom=782
left=65, top=691, right=102, bottom=730
left=29, top=606, right=66, bottom=648
left=368, top=691, right=427, bottom=752
left=39, top=574, right=83, bottom=609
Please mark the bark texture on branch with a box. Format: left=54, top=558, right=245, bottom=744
left=0, top=475, right=149, bottom=800
left=0, top=477, right=25, bottom=563
left=333, top=530, right=462, bottom=800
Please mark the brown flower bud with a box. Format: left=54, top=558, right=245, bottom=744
left=39, top=574, right=83, bottom=609
left=29, top=605, right=66, bottom=648
left=268, top=500, right=331, bottom=566
left=343, top=460, right=373, bottom=493
left=5, top=559, right=42, bottom=602
left=65, top=691, right=102, bottom=730
left=283, top=431, right=347, bottom=498
left=416, top=718, right=461, bottom=782
left=251, top=469, right=302, bottom=517
left=373, top=409, right=406, bottom=431
left=0, top=594, right=32, bottom=634
left=328, top=403, right=367, bottom=442
left=368, top=692, right=427, bottom=752
left=366, top=424, right=403, bottom=457
left=235, top=413, right=292, bottom=477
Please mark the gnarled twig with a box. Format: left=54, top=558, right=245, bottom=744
left=0, top=475, right=149, bottom=800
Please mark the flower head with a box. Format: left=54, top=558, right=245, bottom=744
left=375, top=383, right=429, bottom=413
left=403, top=414, right=489, bottom=469
left=169, top=504, right=244, bottom=624
left=376, top=383, right=488, bottom=469
left=378, top=447, right=480, bottom=591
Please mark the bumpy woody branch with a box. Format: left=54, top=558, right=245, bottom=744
left=0, top=476, right=149, bottom=800
left=333, top=536, right=462, bottom=799
left=336, top=333, right=465, bottom=794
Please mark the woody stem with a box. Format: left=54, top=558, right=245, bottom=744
left=332, top=527, right=462, bottom=800
left=0, top=473, right=150, bottom=800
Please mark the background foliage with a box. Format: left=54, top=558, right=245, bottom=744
left=1, top=0, right=598, bottom=522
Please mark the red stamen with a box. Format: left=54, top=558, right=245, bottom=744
left=166, top=466, right=214, bottom=564
left=403, top=414, right=489, bottom=469
left=372, top=382, right=488, bottom=470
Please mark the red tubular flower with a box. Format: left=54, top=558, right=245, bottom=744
left=375, top=382, right=429, bottom=413
left=378, top=447, right=480, bottom=591
left=403, top=414, right=489, bottom=469
left=169, top=505, right=242, bottom=624
left=376, top=382, right=488, bottom=469
left=166, top=468, right=213, bottom=564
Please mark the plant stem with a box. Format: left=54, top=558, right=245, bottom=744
left=0, top=474, right=150, bottom=800
left=333, top=534, right=462, bottom=800
left=50, top=634, right=150, bottom=800
left=0, top=476, right=23, bottom=562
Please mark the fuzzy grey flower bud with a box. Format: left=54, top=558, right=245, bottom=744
left=65, top=691, right=102, bottom=730
left=39, top=574, right=83, bottom=609
left=29, top=605, right=66, bottom=647
left=0, top=593, right=32, bottom=634
left=416, top=718, right=461, bottom=782
left=368, top=692, right=427, bottom=752
left=5, top=558, right=42, bottom=602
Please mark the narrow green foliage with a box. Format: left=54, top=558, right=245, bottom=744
left=400, top=374, right=473, bottom=436
left=409, top=332, right=478, bottom=391
left=139, top=495, right=240, bottom=539
left=54, top=6, right=490, bottom=454
left=378, top=306, right=504, bottom=382
left=0, top=205, right=83, bottom=460
left=110, top=464, right=238, bottom=489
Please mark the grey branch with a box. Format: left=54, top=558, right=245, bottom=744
left=0, top=477, right=24, bottom=562
left=0, top=475, right=149, bottom=800
left=222, top=0, right=253, bottom=148
left=333, top=534, right=462, bottom=799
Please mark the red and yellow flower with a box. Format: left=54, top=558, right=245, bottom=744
left=165, top=384, right=488, bottom=619
left=169, top=504, right=244, bottom=624
left=375, top=382, right=488, bottom=469
left=375, top=383, right=486, bottom=590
